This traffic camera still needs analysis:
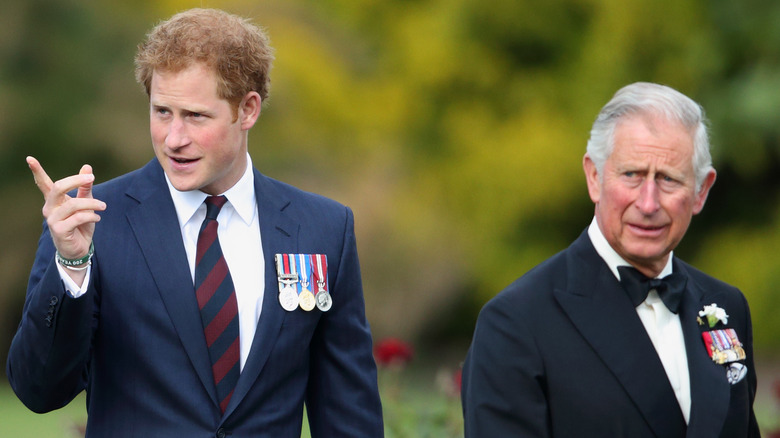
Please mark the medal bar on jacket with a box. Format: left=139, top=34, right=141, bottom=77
left=312, top=254, right=332, bottom=312
left=276, top=254, right=299, bottom=312
left=297, top=253, right=316, bottom=311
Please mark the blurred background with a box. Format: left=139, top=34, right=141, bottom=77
left=2, top=0, right=780, bottom=434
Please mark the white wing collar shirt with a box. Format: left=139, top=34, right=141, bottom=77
left=587, top=217, right=692, bottom=424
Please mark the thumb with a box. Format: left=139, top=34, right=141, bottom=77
left=77, top=164, right=94, bottom=199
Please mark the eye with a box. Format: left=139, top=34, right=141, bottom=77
left=656, top=173, right=682, bottom=190
left=623, top=171, right=641, bottom=180
left=187, top=111, right=208, bottom=119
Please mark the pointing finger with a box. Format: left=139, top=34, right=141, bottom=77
left=27, top=156, right=54, bottom=197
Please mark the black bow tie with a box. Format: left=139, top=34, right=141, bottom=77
left=617, top=266, right=687, bottom=314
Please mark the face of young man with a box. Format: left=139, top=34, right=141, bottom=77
left=149, top=62, right=260, bottom=195
left=583, top=113, right=716, bottom=276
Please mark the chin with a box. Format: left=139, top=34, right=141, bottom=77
left=168, top=178, right=200, bottom=193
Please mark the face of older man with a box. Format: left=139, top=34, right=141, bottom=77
left=583, top=113, right=716, bottom=277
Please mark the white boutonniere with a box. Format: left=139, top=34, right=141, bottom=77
left=697, top=303, right=729, bottom=328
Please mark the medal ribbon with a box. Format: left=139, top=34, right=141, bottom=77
left=311, top=254, right=328, bottom=293
left=298, top=253, right=311, bottom=292
left=716, top=330, right=729, bottom=350
left=287, top=254, right=299, bottom=296
left=275, top=254, right=284, bottom=282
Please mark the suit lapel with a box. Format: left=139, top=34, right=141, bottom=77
left=553, top=232, right=686, bottom=438
left=676, top=261, right=729, bottom=437
left=224, top=169, right=299, bottom=417
left=124, top=161, right=219, bottom=407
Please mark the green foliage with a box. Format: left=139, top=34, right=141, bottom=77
left=3, top=0, right=780, bottom=395
left=0, top=383, right=86, bottom=437
left=378, top=365, right=464, bottom=438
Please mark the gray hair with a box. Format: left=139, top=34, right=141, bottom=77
left=586, top=82, right=713, bottom=191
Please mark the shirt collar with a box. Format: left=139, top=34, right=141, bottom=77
left=587, top=216, right=673, bottom=281
left=165, top=154, right=257, bottom=228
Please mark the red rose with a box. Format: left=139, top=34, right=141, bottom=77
left=374, top=338, right=413, bottom=368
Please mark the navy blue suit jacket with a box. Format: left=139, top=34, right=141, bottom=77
left=462, top=230, right=759, bottom=438
left=8, top=159, right=384, bottom=437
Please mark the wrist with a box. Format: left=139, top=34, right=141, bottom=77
left=56, top=242, right=94, bottom=270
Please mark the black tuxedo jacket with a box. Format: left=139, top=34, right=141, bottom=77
left=7, top=159, right=383, bottom=437
left=462, top=230, right=759, bottom=437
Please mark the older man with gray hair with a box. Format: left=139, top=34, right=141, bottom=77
left=462, top=82, right=759, bottom=437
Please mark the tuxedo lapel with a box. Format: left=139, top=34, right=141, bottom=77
left=553, top=233, right=686, bottom=438
left=676, top=261, right=729, bottom=437
left=123, top=161, right=219, bottom=407
left=224, top=170, right=299, bottom=417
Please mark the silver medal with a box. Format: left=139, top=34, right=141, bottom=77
left=315, top=290, right=332, bottom=312
left=279, top=285, right=299, bottom=312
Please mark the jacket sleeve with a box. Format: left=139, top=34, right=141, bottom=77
left=6, top=222, right=98, bottom=413
left=462, top=292, right=551, bottom=438
left=304, top=206, right=384, bottom=437
left=741, top=292, right=761, bottom=438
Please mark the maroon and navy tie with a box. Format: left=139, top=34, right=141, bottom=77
left=195, top=195, right=240, bottom=413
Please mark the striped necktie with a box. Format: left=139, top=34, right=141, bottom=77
left=195, top=195, right=240, bottom=413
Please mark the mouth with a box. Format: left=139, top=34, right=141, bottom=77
left=168, top=156, right=200, bottom=171
left=171, top=157, right=197, bottom=164
left=628, top=223, right=666, bottom=236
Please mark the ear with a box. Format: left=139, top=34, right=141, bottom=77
left=238, top=91, right=262, bottom=130
left=583, top=153, right=601, bottom=204
left=692, top=169, right=717, bottom=215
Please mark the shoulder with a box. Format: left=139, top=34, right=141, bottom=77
left=479, top=249, right=569, bottom=323
left=676, top=258, right=752, bottom=319
left=256, top=171, right=348, bottom=213
left=677, top=258, right=744, bottom=300
left=476, top=232, right=604, bottom=329
left=254, top=170, right=353, bottom=232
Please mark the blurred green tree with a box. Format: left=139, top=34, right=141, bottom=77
left=3, top=0, right=780, bottom=376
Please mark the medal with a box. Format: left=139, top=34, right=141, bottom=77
left=279, top=286, right=299, bottom=311
left=315, top=290, right=332, bottom=312
left=702, top=328, right=746, bottom=364
left=275, top=254, right=300, bottom=312
left=297, top=254, right=315, bottom=311
left=311, top=254, right=332, bottom=312
left=726, top=363, right=748, bottom=385
left=299, top=290, right=316, bottom=311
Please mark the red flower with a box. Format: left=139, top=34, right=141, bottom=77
left=374, top=338, right=413, bottom=367
left=453, top=368, right=462, bottom=393
left=436, top=367, right=463, bottom=398
left=773, top=379, right=780, bottom=403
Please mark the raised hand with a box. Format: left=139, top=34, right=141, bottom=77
left=27, top=156, right=106, bottom=264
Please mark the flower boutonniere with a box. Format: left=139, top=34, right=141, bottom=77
left=697, top=303, right=729, bottom=328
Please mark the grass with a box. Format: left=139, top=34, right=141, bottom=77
left=0, top=365, right=462, bottom=438
left=3, top=376, right=778, bottom=437
left=0, top=383, right=87, bottom=437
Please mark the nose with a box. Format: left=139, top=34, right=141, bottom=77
left=636, top=178, right=660, bottom=215
left=165, top=117, right=189, bottom=149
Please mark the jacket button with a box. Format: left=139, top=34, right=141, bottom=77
left=49, top=296, right=59, bottom=306
left=216, top=428, right=226, bottom=438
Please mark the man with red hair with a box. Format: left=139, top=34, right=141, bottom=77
left=8, top=9, right=383, bottom=437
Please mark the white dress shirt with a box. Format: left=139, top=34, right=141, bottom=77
left=587, top=217, right=691, bottom=424
left=59, top=155, right=265, bottom=371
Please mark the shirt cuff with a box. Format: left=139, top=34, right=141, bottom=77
left=56, top=258, right=92, bottom=298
